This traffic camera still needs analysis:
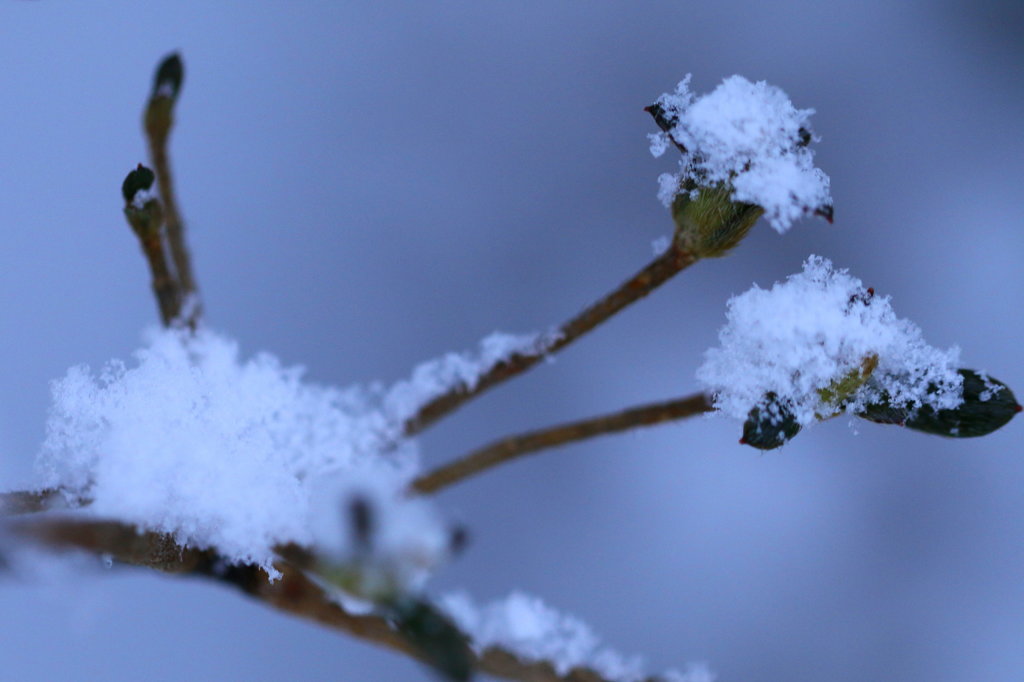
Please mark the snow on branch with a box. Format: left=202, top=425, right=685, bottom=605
left=649, top=75, right=831, bottom=232
left=21, top=318, right=720, bottom=678
left=385, top=330, right=555, bottom=427
left=442, top=591, right=714, bottom=682
left=32, top=327, right=549, bottom=576
left=36, top=328, right=420, bottom=572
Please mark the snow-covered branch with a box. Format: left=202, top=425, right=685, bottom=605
left=2, top=51, right=1019, bottom=682
left=8, top=517, right=705, bottom=682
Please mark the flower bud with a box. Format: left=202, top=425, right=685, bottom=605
left=146, top=54, right=184, bottom=145
left=151, top=53, right=184, bottom=100
left=121, top=163, right=156, bottom=204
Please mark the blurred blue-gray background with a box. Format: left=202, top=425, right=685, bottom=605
left=1, top=2, right=1022, bottom=680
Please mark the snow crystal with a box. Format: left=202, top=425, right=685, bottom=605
left=697, top=256, right=962, bottom=428
left=36, top=328, right=418, bottom=572
left=650, top=75, right=831, bottom=232
left=441, top=591, right=713, bottom=682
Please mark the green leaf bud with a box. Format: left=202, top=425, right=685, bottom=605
left=670, top=184, right=763, bottom=258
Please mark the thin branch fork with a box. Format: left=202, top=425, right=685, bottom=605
left=413, top=392, right=713, bottom=494
left=7, top=517, right=670, bottom=682
left=403, top=244, right=699, bottom=436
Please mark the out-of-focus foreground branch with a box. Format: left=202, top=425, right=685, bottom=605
left=0, top=489, right=67, bottom=515
left=6, top=517, right=671, bottom=682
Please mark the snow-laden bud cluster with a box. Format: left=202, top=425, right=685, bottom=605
left=649, top=75, right=831, bottom=232
left=697, top=256, right=963, bottom=430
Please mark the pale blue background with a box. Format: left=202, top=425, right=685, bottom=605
left=1, top=2, right=1022, bottom=681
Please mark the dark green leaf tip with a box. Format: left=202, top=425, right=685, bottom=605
left=815, top=204, right=834, bottom=224
left=391, top=598, right=474, bottom=681
left=122, top=163, right=156, bottom=203
left=904, top=369, right=1019, bottom=438
left=644, top=102, right=677, bottom=134
left=859, top=369, right=1019, bottom=439
left=644, top=102, right=688, bottom=154
left=742, top=392, right=802, bottom=450
left=152, top=52, right=184, bottom=99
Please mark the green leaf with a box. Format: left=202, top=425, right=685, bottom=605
left=390, top=597, right=474, bottom=682
left=859, top=369, right=1020, bottom=438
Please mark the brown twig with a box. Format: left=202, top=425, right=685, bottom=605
left=412, top=392, right=713, bottom=494
left=147, top=125, right=197, bottom=301
left=8, top=517, right=672, bottom=682
left=137, top=218, right=181, bottom=326
left=122, top=180, right=181, bottom=326
left=0, top=488, right=67, bottom=515
left=145, top=53, right=201, bottom=328
left=403, top=245, right=699, bottom=436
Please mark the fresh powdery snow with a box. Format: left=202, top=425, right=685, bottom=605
left=698, top=256, right=963, bottom=428
left=34, top=326, right=545, bottom=573
left=442, top=591, right=714, bottom=682
left=33, top=326, right=711, bottom=678
left=649, top=74, right=831, bottom=232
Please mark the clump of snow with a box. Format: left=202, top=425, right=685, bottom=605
left=697, top=256, right=962, bottom=427
left=383, top=330, right=557, bottom=422
left=34, top=326, right=546, bottom=575
left=441, top=591, right=714, bottom=682
left=36, top=328, right=421, bottom=572
left=129, top=188, right=155, bottom=210
left=649, top=74, right=831, bottom=232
